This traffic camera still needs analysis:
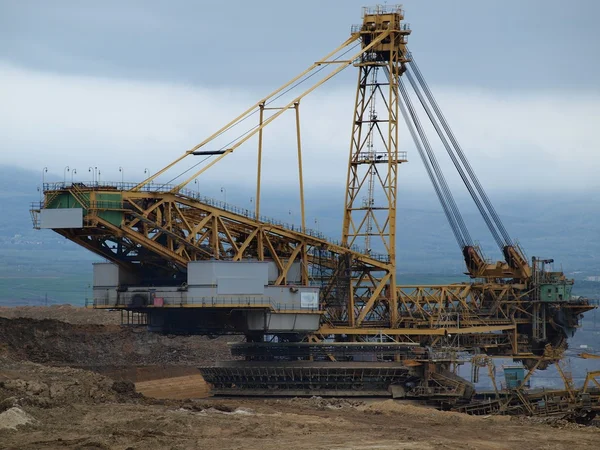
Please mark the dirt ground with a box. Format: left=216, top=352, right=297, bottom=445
left=1, top=306, right=600, bottom=449
left=0, top=305, right=122, bottom=325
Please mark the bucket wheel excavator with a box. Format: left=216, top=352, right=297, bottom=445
left=31, top=5, right=593, bottom=399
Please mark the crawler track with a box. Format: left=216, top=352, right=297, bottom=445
left=199, top=361, right=420, bottom=397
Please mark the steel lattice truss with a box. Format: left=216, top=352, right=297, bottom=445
left=35, top=183, right=592, bottom=358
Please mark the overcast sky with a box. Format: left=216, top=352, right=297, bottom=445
left=1, top=0, right=599, bottom=198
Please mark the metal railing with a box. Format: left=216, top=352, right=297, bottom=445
left=87, top=294, right=320, bottom=312
left=362, top=5, right=405, bottom=17
left=351, top=21, right=410, bottom=34
left=356, top=151, right=408, bottom=163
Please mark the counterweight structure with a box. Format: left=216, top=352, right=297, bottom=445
left=31, top=5, right=593, bottom=398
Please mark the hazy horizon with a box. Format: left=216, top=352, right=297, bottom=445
left=2, top=1, right=600, bottom=195
left=2, top=1, right=599, bottom=297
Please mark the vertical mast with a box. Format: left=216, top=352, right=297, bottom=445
left=342, top=5, right=411, bottom=312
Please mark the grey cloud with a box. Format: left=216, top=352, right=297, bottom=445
left=1, top=0, right=599, bottom=90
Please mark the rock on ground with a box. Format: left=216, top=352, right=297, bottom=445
left=0, top=407, right=36, bottom=430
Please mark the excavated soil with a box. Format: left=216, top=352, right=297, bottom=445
left=0, top=316, right=232, bottom=367
left=0, top=305, right=123, bottom=325
left=1, top=306, right=600, bottom=449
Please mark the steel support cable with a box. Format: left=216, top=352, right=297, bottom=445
left=407, top=56, right=513, bottom=247
left=163, top=42, right=363, bottom=189
left=409, top=57, right=512, bottom=246
left=397, top=75, right=472, bottom=247
left=398, top=83, right=466, bottom=249
left=191, top=42, right=364, bottom=162
left=399, top=80, right=470, bottom=247
left=157, top=155, right=212, bottom=190
left=216, top=41, right=362, bottom=152
left=390, top=66, right=473, bottom=246
left=134, top=34, right=364, bottom=193
left=264, top=41, right=362, bottom=110
left=404, top=69, right=504, bottom=250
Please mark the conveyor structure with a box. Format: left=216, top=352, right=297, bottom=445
left=31, top=4, right=593, bottom=399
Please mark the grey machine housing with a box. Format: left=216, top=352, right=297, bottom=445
left=92, top=260, right=321, bottom=335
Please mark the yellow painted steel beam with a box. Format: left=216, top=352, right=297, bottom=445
left=275, top=243, right=303, bottom=285
left=355, top=272, right=391, bottom=326
left=294, top=102, right=306, bottom=233
left=318, top=324, right=516, bottom=336
left=255, top=102, right=265, bottom=219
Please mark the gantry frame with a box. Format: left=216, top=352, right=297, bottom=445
left=32, top=5, right=593, bottom=361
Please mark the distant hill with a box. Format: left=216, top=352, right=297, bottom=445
left=0, top=165, right=96, bottom=253
left=0, top=164, right=599, bottom=304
